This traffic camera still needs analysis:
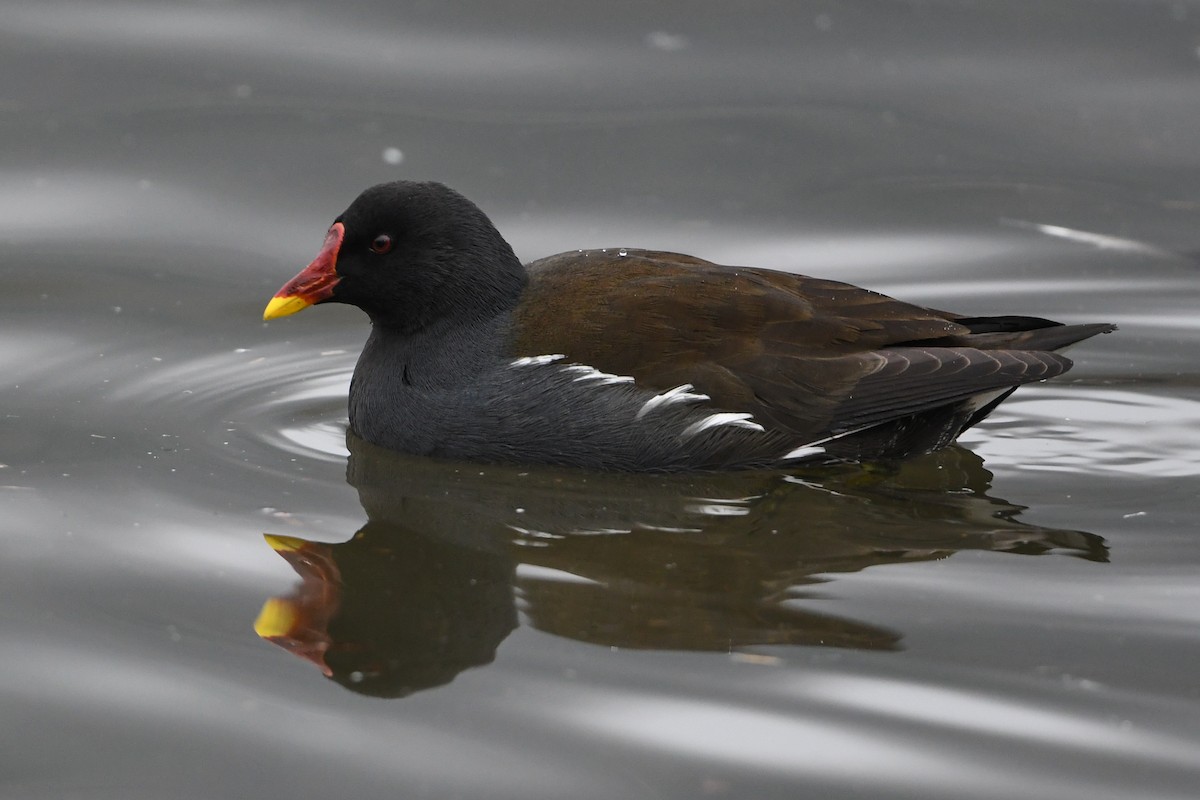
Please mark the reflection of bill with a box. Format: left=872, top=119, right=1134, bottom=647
left=255, top=535, right=340, bottom=677
left=256, top=433, right=1107, bottom=698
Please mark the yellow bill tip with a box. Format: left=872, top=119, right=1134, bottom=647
left=254, top=598, right=298, bottom=638
left=263, top=533, right=307, bottom=553
left=263, top=295, right=311, bottom=321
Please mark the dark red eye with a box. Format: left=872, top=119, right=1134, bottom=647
left=370, top=234, right=392, bottom=254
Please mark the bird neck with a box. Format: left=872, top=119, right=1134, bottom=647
left=359, top=311, right=512, bottom=392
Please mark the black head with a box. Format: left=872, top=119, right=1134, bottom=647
left=265, top=181, right=527, bottom=332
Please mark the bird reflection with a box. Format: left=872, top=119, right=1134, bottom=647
left=256, top=433, right=1106, bottom=697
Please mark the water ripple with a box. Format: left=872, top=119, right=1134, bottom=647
left=106, top=342, right=355, bottom=465
left=961, top=386, right=1200, bottom=477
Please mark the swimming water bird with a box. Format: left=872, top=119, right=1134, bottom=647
left=263, top=181, right=1113, bottom=471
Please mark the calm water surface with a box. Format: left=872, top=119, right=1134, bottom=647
left=3, top=2, right=1200, bottom=798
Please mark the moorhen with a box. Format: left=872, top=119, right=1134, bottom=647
left=263, top=181, right=1113, bottom=471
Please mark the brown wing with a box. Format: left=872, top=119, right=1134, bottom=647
left=516, top=249, right=967, bottom=355
left=508, top=249, right=1078, bottom=443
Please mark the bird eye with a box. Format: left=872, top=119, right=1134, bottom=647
left=370, top=234, right=392, bottom=254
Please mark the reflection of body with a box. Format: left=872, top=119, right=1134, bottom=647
left=256, top=434, right=1106, bottom=697
left=264, top=182, right=1113, bottom=470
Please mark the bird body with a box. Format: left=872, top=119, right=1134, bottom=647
left=264, top=181, right=1113, bottom=471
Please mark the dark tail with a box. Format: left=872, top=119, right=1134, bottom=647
left=942, top=317, right=1117, bottom=352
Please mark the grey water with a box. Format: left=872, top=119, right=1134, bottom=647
left=3, top=1, right=1199, bottom=798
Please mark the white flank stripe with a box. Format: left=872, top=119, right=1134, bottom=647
left=781, top=445, right=826, bottom=460
left=682, top=412, right=765, bottom=438
left=511, top=354, right=566, bottom=367
left=635, top=384, right=711, bottom=420
left=778, top=425, right=880, bottom=463
left=561, top=364, right=635, bottom=385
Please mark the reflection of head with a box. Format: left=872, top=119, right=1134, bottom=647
left=328, top=521, right=516, bottom=698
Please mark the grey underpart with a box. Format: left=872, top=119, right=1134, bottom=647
left=351, top=323, right=791, bottom=471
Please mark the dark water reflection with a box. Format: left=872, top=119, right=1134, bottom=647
left=259, top=435, right=1105, bottom=697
